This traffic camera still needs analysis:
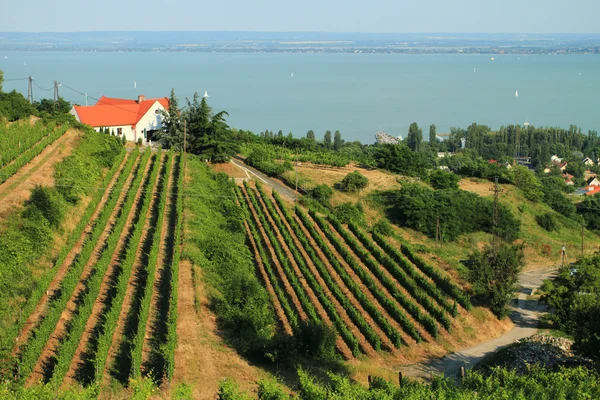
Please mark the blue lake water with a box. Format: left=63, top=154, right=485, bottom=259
left=1, top=51, right=599, bottom=142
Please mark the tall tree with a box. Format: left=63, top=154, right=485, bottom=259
left=333, top=130, right=344, bottom=150
left=323, top=130, right=332, bottom=149
left=467, top=242, right=525, bottom=318
left=0, top=69, right=3, bottom=92
left=406, top=122, right=423, bottom=152
left=429, top=124, right=437, bottom=147
left=306, top=130, right=315, bottom=142
left=157, top=88, right=183, bottom=150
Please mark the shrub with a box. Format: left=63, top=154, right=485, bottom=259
left=309, top=184, right=333, bottom=206
left=137, top=137, right=143, bottom=146
left=428, top=169, right=459, bottom=190
left=337, top=171, right=369, bottom=192
left=372, top=219, right=394, bottom=237
left=22, top=185, right=66, bottom=229
left=333, top=202, right=365, bottom=226
left=536, top=212, right=558, bottom=232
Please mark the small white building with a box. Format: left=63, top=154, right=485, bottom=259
left=583, top=157, right=595, bottom=166
left=70, top=95, right=169, bottom=143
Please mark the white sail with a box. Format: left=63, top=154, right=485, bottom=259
left=203, top=91, right=209, bottom=98
left=134, top=81, right=137, bottom=88
left=515, top=90, right=519, bottom=97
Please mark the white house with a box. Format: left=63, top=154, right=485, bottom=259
left=70, top=95, right=169, bottom=143
left=583, top=157, right=595, bottom=166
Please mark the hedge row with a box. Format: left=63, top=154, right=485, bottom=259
left=345, top=221, right=453, bottom=329
left=15, top=149, right=145, bottom=383
left=295, top=206, right=421, bottom=343
left=254, top=184, right=382, bottom=352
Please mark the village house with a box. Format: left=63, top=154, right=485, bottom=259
left=574, top=176, right=600, bottom=196
left=70, top=95, right=169, bottom=143
left=582, top=157, right=595, bottom=166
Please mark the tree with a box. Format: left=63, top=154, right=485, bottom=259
left=577, top=194, right=600, bottom=232
left=337, top=171, right=368, bottom=192
left=541, top=252, right=600, bottom=358
left=35, top=97, right=71, bottom=115
left=406, top=122, right=423, bottom=152
left=467, top=242, right=525, bottom=318
left=309, top=184, right=333, bottom=206
left=0, top=68, right=3, bottom=92
left=511, top=165, right=544, bottom=202
left=323, top=130, right=332, bottom=149
left=428, top=169, right=459, bottom=190
left=333, top=130, right=344, bottom=150
left=429, top=124, right=437, bottom=147
left=156, top=88, right=183, bottom=150
left=306, top=130, right=315, bottom=142
left=0, top=90, right=36, bottom=121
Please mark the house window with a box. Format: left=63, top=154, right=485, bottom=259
left=117, top=128, right=123, bottom=135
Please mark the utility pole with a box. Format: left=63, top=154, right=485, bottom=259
left=27, top=76, right=33, bottom=104
left=436, top=215, right=441, bottom=248
left=183, top=119, right=187, bottom=174
left=295, top=153, right=299, bottom=203
left=489, top=176, right=504, bottom=239
left=53, top=81, right=59, bottom=111
left=581, top=222, right=585, bottom=258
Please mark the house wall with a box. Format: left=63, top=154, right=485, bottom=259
left=134, top=102, right=166, bottom=142
left=94, top=125, right=135, bottom=141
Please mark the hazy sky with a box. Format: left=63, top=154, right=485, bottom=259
left=2, top=0, right=598, bottom=33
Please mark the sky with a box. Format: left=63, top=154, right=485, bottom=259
left=1, top=0, right=598, bottom=33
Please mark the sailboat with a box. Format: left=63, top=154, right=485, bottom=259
left=291, top=72, right=294, bottom=77
left=134, top=81, right=137, bottom=89
left=203, top=91, right=209, bottom=98
left=515, top=90, right=519, bottom=97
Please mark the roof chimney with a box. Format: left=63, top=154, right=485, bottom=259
left=137, top=94, right=146, bottom=103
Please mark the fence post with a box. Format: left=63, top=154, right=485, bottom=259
left=459, top=366, right=465, bottom=383
left=398, top=371, right=403, bottom=387
left=367, top=375, right=372, bottom=385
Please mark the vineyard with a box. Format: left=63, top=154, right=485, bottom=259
left=10, top=148, right=183, bottom=389
left=236, top=180, right=471, bottom=358
left=0, top=121, right=67, bottom=184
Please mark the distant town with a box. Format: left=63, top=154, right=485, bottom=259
left=1, top=31, right=600, bottom=54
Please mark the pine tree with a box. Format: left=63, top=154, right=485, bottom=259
left=406, top=122, right=423, bottom=152
left=324, top=130, right=332, bottom=149
left=334, top=130, right=344, bottom=150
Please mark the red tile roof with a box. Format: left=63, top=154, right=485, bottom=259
left=73, top=96, right=168, bottom=128
left=584, top=185, right=600, bottom=196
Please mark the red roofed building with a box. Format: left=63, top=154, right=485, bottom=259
left=70, top=95, right=169, bottom=143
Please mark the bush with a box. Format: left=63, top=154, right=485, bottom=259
left=309, top=184, right=333, bottom=206
left=372, top=219, right=394, bottom=237
left=536, top=212, right=558, bottom=232
left=23, top=185, right=65, bottom=229
left=333, top=202, right=365, bottom=226
left=337, top=171, right=368, bottom=192
left=428, top=169, right=459, bottom=190
left=137, top=137, right=143, bottom=146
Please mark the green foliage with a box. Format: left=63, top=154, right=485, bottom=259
left=218, top=378, right=253, bottom=400
left=34, top=97, right=71, bottom=116
left=467, top=242, right=525, bottom=318
left=23, top=185, right=65, bottom=229
left=577, top=194, right=600, bottom=232
left=541, top=252, right=600, bottom=358
left=337, top=171, right=368, bottom=192
left=332, top=202, right=365, bottom=226
left=54, top=129, right=122, bottom=203
left=406, top=122, right=423, bottom=152
left=428, top=169, right=459, bottom=190
left=429, top=124, right=437, bottom=146
left=0, top=90, right=36, bottom=121
left=511, top=165, right=544, bottom=202
left=309, top=184, right=333, bottom=206
left=536, top=212, right=559, bottom=232
left=393, top=183, right=520, bottom=242
left=374, top=143, right=429, bottom=176
left=371, top=219, right=394, bottom=237
left=156, top=88, right=183, bottom=150
left=184, top=157, right=277, bottom=360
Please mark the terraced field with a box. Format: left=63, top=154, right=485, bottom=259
left=236, top=180, right=471, bottom=358
left=12, top=149, right=183, bottom=388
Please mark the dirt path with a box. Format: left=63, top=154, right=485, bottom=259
left=13, top=152, right=130, bottom=356
left=26, top=155, right=147, bottom=385
left=0, top=128, right=80, bottom=217
left=231, top=158, right=297, bottom=202
left=63, top=154, right=163, bottom=385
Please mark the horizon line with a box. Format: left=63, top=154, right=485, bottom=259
left=2, top=30, right=600, bottom=35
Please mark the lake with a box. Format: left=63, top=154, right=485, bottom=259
left=1, top=51, right=599, bottom=142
